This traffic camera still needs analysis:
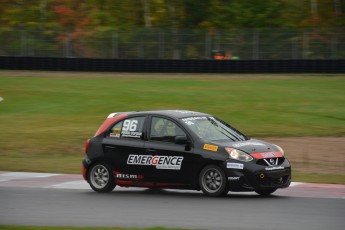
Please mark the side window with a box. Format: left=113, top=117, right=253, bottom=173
left=109, top=117, right=145, bottom=139
left=150, top=117, right=186, bottom=143
left=109, top=121, right=123, bottom=138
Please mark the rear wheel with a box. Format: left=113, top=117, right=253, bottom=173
left=199, top=165, right=228, bottom=197
left=255, top=188, right=277, bottom=196
left=88, top=163, right=115, bottom=193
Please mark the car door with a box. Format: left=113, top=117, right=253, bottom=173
left=144, top=116, right=199, bottom=184
left=102, top=116, right=148, bottom=180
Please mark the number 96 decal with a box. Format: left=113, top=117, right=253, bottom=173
left=122, top=119, right=138, bottom=131
left=121, top=119, right=142, bottom=138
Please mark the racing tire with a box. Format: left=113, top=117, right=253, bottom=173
left=255, top=188, right=277, bottom=196
left=88, top=162, right=115, bottom=193
left=199, top=165, right=228, bottom=197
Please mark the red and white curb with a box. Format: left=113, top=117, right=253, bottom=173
left=0, top=171, right=344, bottom=199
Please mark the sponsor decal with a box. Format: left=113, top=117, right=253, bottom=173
left=228, top=177, right=240, bottom=181
left=120, top=119, right=143, bottom=138
left=265, top=166, right=285, bottom=171
left=203, top=144, right=218, bottom=152
left=122, top=119, right=138, bottom=131
left=227, top=163, right=244, bottom=169
left=121, top=131, right=142, bottom=138
left=184, top=121, right=194, bottom=125
left=110, top=134, right=121, bottom=138
left=232, top=142, right=266, bottom=148
left=261, top=152, right=276, bottom=158
left=251, top=151, right=283, bottom=159
left=182, top=116, right=207, bottom=122
left=110, top=118, right=143, bottom=138
left=182, top=116, right=208, bottom=125
left=127, top=154, right=184, bottom=170
left=114, top=173, right=143, bottom=180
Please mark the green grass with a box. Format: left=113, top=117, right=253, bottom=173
left=0, top=76, right=344, bottom=178
left=0, top=227, right=185, bottom=230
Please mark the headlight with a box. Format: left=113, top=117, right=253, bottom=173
left=225, top=148, right=253, bottom=162
left=273, top=144, right=284, bottom=156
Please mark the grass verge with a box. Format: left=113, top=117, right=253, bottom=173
left=0, top=75, right=344, bottom=183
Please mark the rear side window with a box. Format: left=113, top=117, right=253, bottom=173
left=149, top=117, right=186, bottom=142
left=109, top=117, right=145, bottom=139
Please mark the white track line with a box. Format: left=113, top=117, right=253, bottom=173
left=290, top=182, right=304, bottom=187
left=47, top=180, right=89, bottom=189
left=0, top=171, right=305, bottom=190
left=0, top=172, right=60, bottom=182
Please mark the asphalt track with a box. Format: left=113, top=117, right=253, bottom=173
left=0, top=172, right=344, bottom=230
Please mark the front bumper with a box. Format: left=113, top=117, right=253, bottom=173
left=223, top=158, right=291, bottom=191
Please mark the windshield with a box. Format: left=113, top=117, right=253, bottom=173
left=181, top=116, right=248, bottom=142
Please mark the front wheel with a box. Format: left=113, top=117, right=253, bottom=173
left=255, top=188, right=277, bottom=196
left=88, top=162, right=115, bottom=193
left=199, top=165, right=228, bottom=197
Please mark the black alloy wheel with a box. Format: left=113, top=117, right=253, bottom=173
left=88, top=162, right=116, bottom=193
left=199, top=165, right=228, bottom=197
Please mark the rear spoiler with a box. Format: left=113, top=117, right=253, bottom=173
left=107, top=112, right=118, bottom=118
left=107, top=111, right=134, bottom=118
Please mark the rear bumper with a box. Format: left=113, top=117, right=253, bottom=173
left=82, top=160, right=87, bottom=180
left=82, top=158, right=91, bottom=181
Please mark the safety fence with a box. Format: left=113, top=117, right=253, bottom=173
left=0, top=28, right=344, bottom=60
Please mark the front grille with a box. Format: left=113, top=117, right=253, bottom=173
left=256, top=157, right=285, bottom=166
left=257, top=175, right=290, bottom=187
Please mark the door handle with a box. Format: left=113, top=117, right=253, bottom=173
left=105, top=145, right=116, bottom=149
left=147, top=148, right=157, bottom=153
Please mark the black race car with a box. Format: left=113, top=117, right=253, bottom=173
left=82, top=110, right=291, bottom=196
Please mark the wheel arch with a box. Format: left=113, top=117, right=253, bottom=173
left=194, top=160, right=226, bottom=190
left=85, top=157, right=113, bottom=182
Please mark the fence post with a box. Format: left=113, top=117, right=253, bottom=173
left=139, top=34, right=144, bottom=59
left=111, top=31, right=118, bottom=58
left=205, top=32, right=210, bottom=59
left=64, top=36, right=71, bottom=57
left=215, top=32, right=220, bottom=51
left=252, top=29, right=259, bottom=60
left=302, top=31, right=309, bottom=59
left=291, top=36, right=299, bottom=59
left=331, top=37, right=338, bottom=59
left=158, top=31, right=164, bottom=59
left=20, top=29, right=26, bottom=56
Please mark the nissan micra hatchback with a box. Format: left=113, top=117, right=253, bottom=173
left=82, top=110, right=291, bottom=196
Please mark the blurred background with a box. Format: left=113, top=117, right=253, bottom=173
left=0, top=0, right=344, bottom=59
left=0, top=0, right=344, bottom=184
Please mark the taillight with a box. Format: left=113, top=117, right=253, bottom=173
left=85, top=139, right=90, bottom=154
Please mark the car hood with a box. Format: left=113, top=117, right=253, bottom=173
left=211, top=139, right=279, bottom=154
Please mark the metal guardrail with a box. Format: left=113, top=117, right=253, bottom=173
left=1, top=57, right=344, bottom=73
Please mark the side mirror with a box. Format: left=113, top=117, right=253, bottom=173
left=174, top=135, right=189, bottom=145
